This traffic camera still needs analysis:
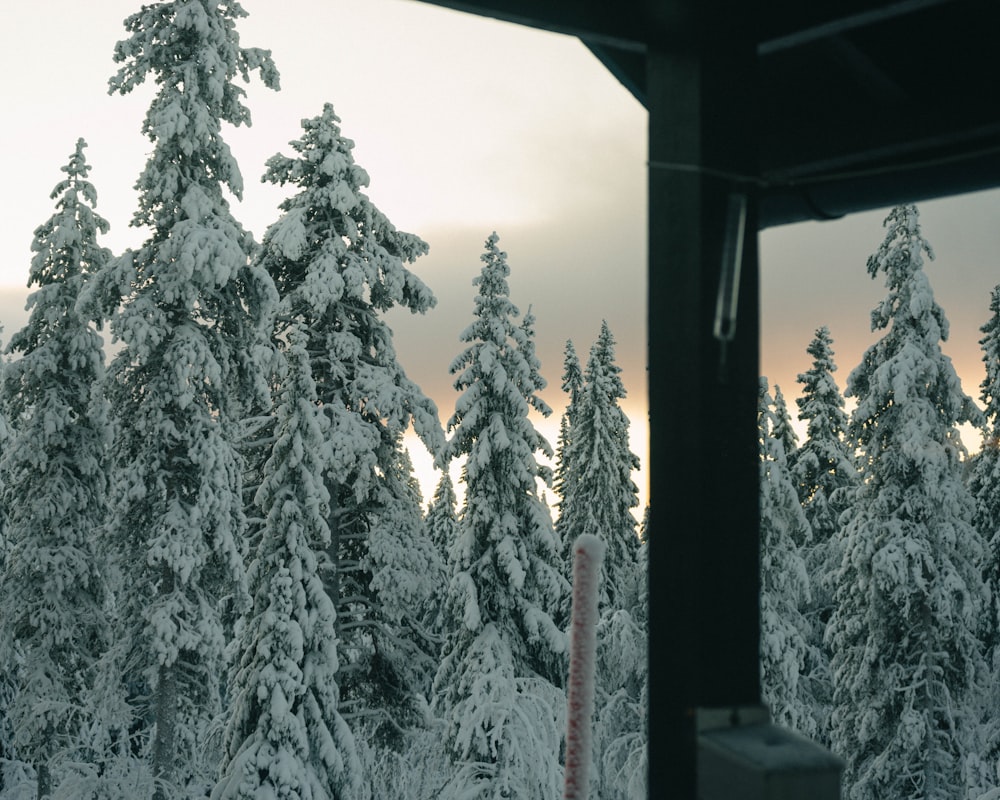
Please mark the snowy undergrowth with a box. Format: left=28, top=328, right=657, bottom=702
left=439, top=625, right=564, bottom=800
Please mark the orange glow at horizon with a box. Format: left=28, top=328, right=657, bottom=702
left=403, top=400, right=649, bottom=524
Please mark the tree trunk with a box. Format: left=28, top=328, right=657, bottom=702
left=325, top=478, right=342, bottom=629
left=151, top=662, right=177, bottom=800
left=36, top=761, right=50, bottom=800
left=151, top=561, right=177, bottom=800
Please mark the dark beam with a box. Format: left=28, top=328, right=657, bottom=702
left=757, top=0, right=953, bottom=54
left=406, top=0, right=673, bottom=50
left=760, top=139, right=1000, bottom=226
left=413, top=0, right=957, bottom=53
left=819, top=34, right=908, bottom=106
left=646, top=8, right=761, bottom=798
left=584, top=43, right=647, bottom=107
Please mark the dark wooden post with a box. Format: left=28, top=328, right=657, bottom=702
left=645, top=8, right=761, bottom=797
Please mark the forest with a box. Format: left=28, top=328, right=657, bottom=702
left=0, top=2, right=644, bottom=798
left=2, top=3, right=1000, bottom=800
left=760, top=204, right=1000, bottom=800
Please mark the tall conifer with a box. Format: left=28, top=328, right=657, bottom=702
left=558, top=321, right=640, bottom=608
left=78, top=4, right=281, bottom=794
left=793, top=327, right=855, bottom=534
left=593, top=541, right=648, bottom=800
left=257, top=102, right=443, bottom=741
left=361, top=438, right=445, bottom=739
left=424, top=471, right=460, bottom=644
left=971, top=286, right=1000, bottom=642
left=967, top=285, right=1000, bottom=797
left=433, top=232, right=567, bottom=799
left=758, top=379, right=814, bottom=738
left=214, top=329, right=362, bottom=800
left=827, top=205, right=988, bottom=800
left=426, top=471, right=460, bottom=565
left=771, top=384, right=800, bottom=468
left=791, top=326, right=857, bottom=742
left=0, top=359, right=11, bottom=788
left=0, top=140, right=112, bottom=799
left=553, top=339, right=583, bottom=513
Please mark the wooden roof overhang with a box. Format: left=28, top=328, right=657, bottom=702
left=410, top=1, right=1000, bottom=798
left=419, top=0, right=1000, bottom=226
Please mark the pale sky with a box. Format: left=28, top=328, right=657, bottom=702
left=2, top=0, right=999, bottom=504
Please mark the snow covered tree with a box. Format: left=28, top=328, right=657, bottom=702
left=515, top=306, right=548, bottom=417
left=557, top=321, right=640, bottom=610
left=553, top=339, right=583, bottom=511
left=433, top=232, right=568, bottom=799
left=257, top=102, right=444, bottom=742
left=771, top=383, right=799, bottom=467
left=793, top=327, right=855, bottom=527
left=553, top=338, right=581, bottom=598
left=593, top=540, right=648, bottom=800
left=790, top=326, right=857, bottom=743
left=360, top=721, right=455, bottom=800
left=214, top=328, right=362, bottom=800
left=967, top=285, right=1000, bottom=797
left=561, top=340, right=584, bottom=406
left=0, top=345, right=14, bottom=790
left=0, top=139, right=113, bottom=799
left=827, top=205, right=988, bottom=800
left=236, top=344, right=284, bottom=590
left=357, top=438, right=445, bottom=742
left=971, top=286, right=1000, bottom=645
left=424, top=471, right=460, bottom=643
left=758, top=378, right=815, bottom=738
left=426, top=471, right=460, bottom=565
left=76, top=4, right=281, bottom=795
left=0, top=342, right=9, bottom=562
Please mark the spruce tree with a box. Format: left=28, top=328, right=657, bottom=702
left=827, top=205, right=988, bottom=800
left=426, top=471, right=460, bottom=565
left=0, top=358, right=11, bottom=790
left=594, top=540, right=648, bottom=800
left=78, top=4, right=281, bottom=795
left=771, top=383, right=800, bottom=468
left=791, top=326, right=856, bottom=744
left=257, top=102, right=444, bottom=741
left=360, top=438, right=445, bottom=740
left=638, top=503, right=650, bottom=544
left=516, top=306, right=548, bottom=417
left=562, top=340, right=584, bottom=406
left=967, top=285, right=1000, bottom=797
left=0, top=342, right=9, bottom=562
left=793, top=327, right=855, bottom=530
left=758, top=378, right=815, bottom=738
left=0, top=140, right=113, bottom=799
left=558, top=322, right=640, bottom=609
left=433, top=232, right=568, bottom=799
left=553, top=339, right=583, bottom=512
left=553, top=338, right=583, bottom=628
left=424, top=471, right=460, bottom=643
left=971, top=285, right=1000, bottom=643
left=214, top=329, right=362, bottom=800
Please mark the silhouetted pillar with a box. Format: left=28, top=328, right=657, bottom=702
left=645, top=9, right=760, bottom=798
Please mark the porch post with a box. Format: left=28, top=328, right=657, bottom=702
left=645, top=11, right=761, bottom=797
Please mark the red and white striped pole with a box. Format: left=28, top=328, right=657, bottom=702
left=563, top=534, right=606, bottom=800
